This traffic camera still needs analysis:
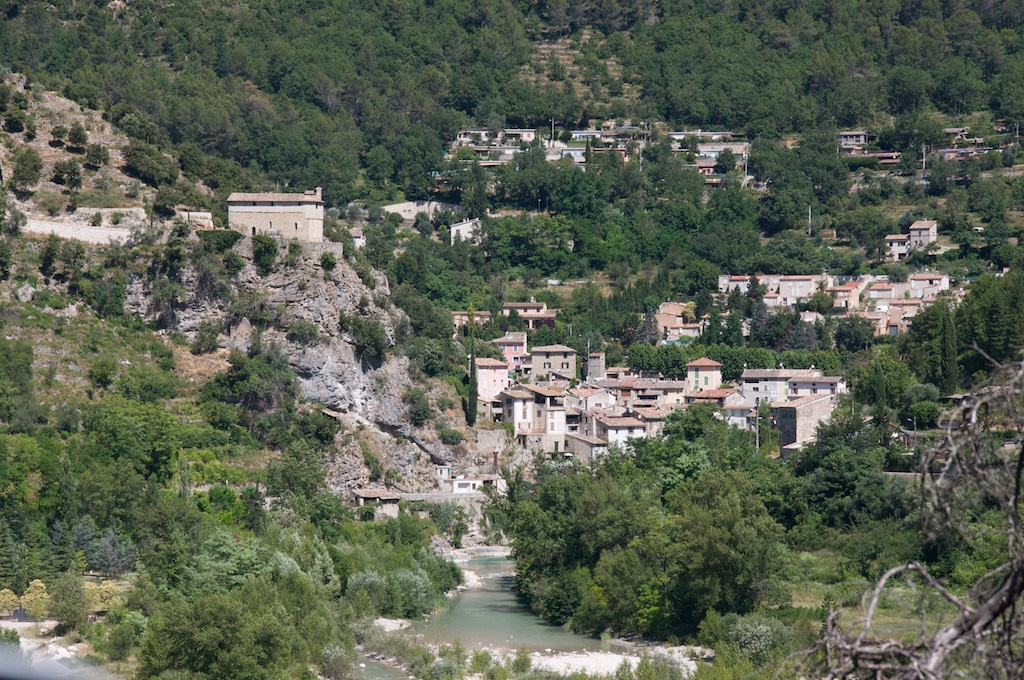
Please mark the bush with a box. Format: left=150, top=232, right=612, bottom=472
left=438, top=427, right=463, bottom=445
left=320, top=251, right=337, bottom=271
left=117, top=365, right=179, bottom=402
left=286, top=319, right=320, bottom=345
left=286, top=240, right=302, bottom=266
left=403, top=389, right=433, bottom=426
left=88, top=356, right=118, bottom=389
left=191, top=320, right=222, bottom=355
left=341, top=312, right=388, bottom=364
left=123, top=141, right=178, bottom=187
left=223, top=249, right=245, bottom=275
left=252, top=234, right=278, bottom=275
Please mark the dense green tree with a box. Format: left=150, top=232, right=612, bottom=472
left=10, top=146, right=42, bottom=192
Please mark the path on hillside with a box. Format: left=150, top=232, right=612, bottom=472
left=25, top=219, right=132, bottom=244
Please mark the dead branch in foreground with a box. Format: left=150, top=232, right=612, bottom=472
left=820, top=361, right=1024, bottom=679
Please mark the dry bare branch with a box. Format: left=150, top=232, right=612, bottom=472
left=817, top=360, right=1024, bottom=678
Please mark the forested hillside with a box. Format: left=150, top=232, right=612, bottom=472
left=4, top=1, right=1024, bottom=203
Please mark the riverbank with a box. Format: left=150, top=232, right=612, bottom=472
left=359, top=551, right=707, bottom=678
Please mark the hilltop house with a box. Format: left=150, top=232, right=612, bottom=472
left=227, top=188, right=324, bottom=242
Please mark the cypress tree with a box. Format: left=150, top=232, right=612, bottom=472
left=467, top=360, right=478, bottom=426
left=940, top=306, right=959, bottom=395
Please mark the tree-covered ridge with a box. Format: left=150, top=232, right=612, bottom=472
left=4, top=0, right=1024, bottom=203
left=632, top=0, right=1024, bottom=135
left=0, top=0, right=535, bottom=203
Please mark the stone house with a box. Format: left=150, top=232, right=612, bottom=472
left=227, top=188, right=324, bottom=242
left=528, top=344, right=577, bottom=381
left=909, top=220, right=938, bottom=250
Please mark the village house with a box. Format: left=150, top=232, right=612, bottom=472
left=565, top=385, right=616, bottom=412
left=490, top=332, right=527, bottom=368
left=351, top=489, right=401, bottom=519
left=451, top=310, right=492, bottom=337
left=771, top=394, right=838, bottom=455
left=886, top=299, right=925, bottom=335
left=565, top=433, right=609, bottom=462
left=450, top=218, right=482, bottom=245
left=590, top=414, right=648, bottom=448
left=499, top=384, right=567, bottom=453
left=740, top=368, right=826, bottom=408
left=631, top=406, right=678, bottom=438
left=349, top=227, right=366, bottom=249
left=788, top=375, right=847, bottom=397
left=655, top=301, right=694, bottom=339
left=909, top=272, right=950, bottom=299
left=827, top=279, right=868, bottom=309
left=475, top=357, right=511, bottom=405
left=227, top=187, right=324, bottom=242
left=583, top=352, right=606, bottom=382
left=686, top=357, right=723, bottom=393
left=909, top=220, right=938, bottom=251
left=885, top=234, right=912, bottom=260
left=528, top=344, right=577, bottom=381
left=718, top=275, right=758, bottom=293
left=501, top=300, right=559, bottom=330
left=777, top=275, right=830, bottom=306
left=838, top=130, right=874, bottom=150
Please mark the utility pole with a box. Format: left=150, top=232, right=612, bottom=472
left=808, top=204, right=812, bottom=237
left=922, top=143, right=927, bottom=174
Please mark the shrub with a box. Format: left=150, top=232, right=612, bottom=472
left=341, top=312, right=388, bottom=364
left=320, top=251, right=337, bottom=270
left=90, top=212, right=102, bottom=227
left=191, top=320, right=222, bottom=355
left=117, top=365, right=179, bottom=402
left=223, top=249, right=245, bottom=275
left=438, top=427, right=463, bottom=445
left=286, top=319, right=320, bottom=345
left=252, top=234, right=278, bottom=275
left=123, top=141, right=178, bottom=187
left=403, top=389, right=433, bottom=426
left=88, top=356, right=118, bottom=389
left=361, top=442, right=384, bottom=482
left=286, top=240, right=302, bottom=266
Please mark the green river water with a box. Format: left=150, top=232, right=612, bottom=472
left=352, top=555, right=614, bottom=680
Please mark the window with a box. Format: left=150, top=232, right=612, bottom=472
left=561, top=362, right=569, bottom=369
left=704, top=376, right=708, bottom=385
left=544, top=362, right=551, bottom=369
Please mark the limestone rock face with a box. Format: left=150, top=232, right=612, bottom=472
left=124, top=236, right=463, bottom=493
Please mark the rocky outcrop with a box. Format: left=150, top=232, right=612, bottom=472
left=124, top=236, right=462, bottom=494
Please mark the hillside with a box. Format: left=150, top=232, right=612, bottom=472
left=3, top=1, right=1024, bottom=204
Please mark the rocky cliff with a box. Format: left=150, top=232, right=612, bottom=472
left=124, top=235, right=475, bottom=494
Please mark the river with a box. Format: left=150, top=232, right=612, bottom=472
left=352, top=553, right=623, bottom=680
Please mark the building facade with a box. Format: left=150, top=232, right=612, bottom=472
left=227, top=188, right=324, bottom=242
